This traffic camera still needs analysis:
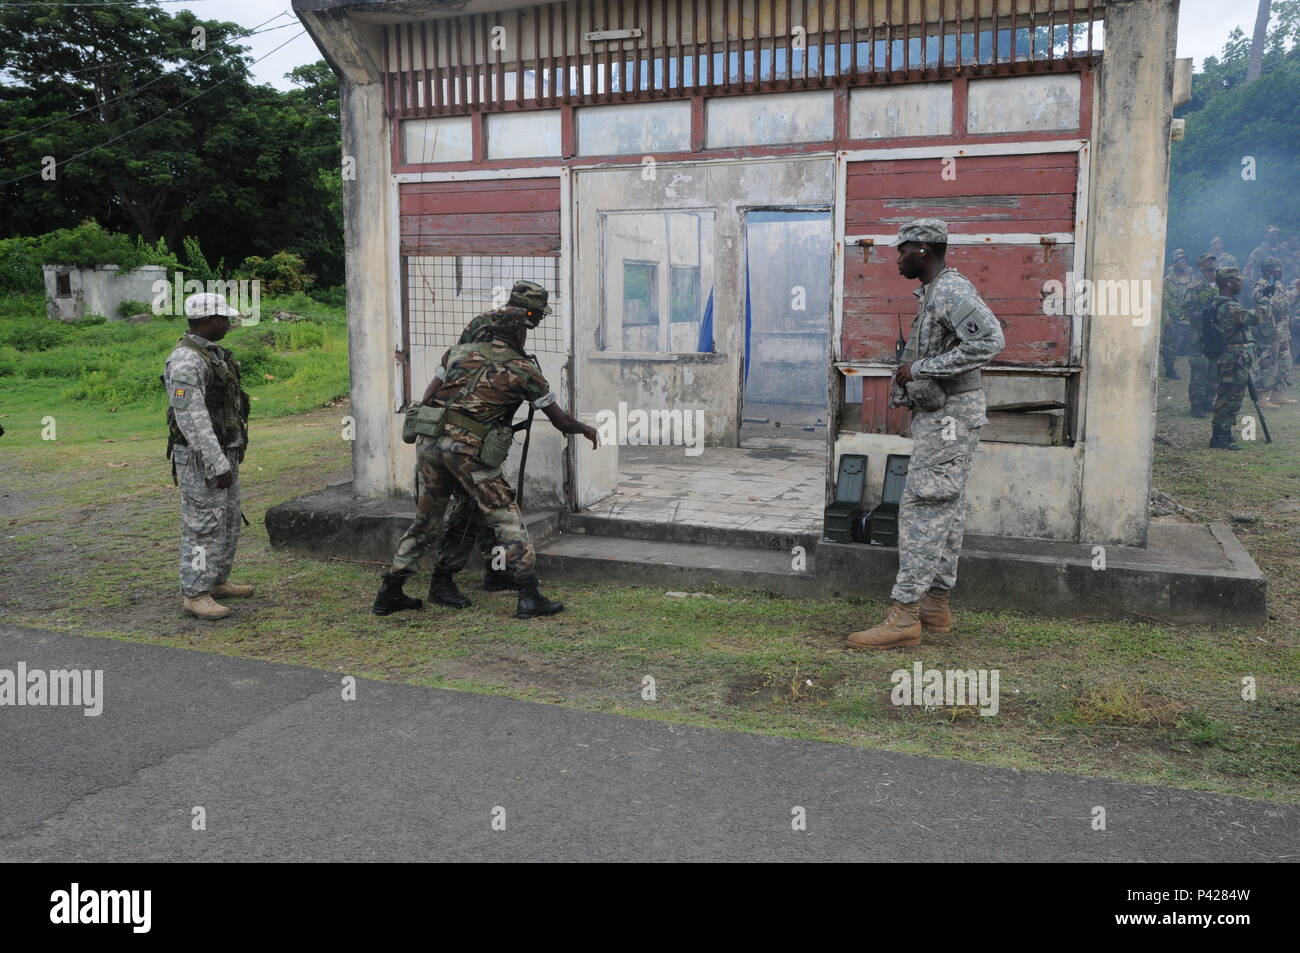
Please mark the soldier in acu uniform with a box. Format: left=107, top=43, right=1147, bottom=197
left=163, top=293, right=253, bottom=620
left=372, top=281, right=599, bottom=620
left=1244, top=226, right=1282, bottom=287
left=1160, top=249, right=1195, bottom=379
left=1253, top=258, right=1297, bottom=407
left=1186, top=253, right=1219, bottom=417
left=1207, top=268, right=1260, bottom=450
left=847, top=219, right=1005, bottom=651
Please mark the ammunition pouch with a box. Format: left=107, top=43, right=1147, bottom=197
left=478, top=424, right=514, bottom=468
left=402, top=403, right=447, bottom=444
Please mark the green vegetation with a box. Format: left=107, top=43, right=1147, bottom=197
left=0, top=292, right=348, bottom=420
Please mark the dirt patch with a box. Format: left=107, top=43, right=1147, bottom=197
left=727, top=669, right=838, bottom=707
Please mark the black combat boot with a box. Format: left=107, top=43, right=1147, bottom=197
left=429, top=570, right=472, bottom=608
left=372, top=572, right=423, bottom=616
left=1209, top=426, right=1241, bottom=450
left=1163, top=358, right=1180, bottom=380
left=482, top=567, right=521, bottom=591
left=1190, top=403, right=1208, bottom=418
left=515, top=577, right=563, bottom=619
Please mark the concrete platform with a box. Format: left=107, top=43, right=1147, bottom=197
left=266, top=482, right=1267, bottom=625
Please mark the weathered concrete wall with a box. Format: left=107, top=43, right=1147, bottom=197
left=43, top=264, right=167, bottom=322
left=834, top=432, right=1084, bottom=540
left=1078, top=0, right=1179, bottom=546
left=574, top=157, right=834, bottom=447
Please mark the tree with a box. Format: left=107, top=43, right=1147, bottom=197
left=0, top=1, right=344, bottom=285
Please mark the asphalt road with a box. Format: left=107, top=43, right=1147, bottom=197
left=1, top=623, right=1295, bottom=862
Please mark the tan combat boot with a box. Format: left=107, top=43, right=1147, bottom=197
left=1272, top=391, right=1297, bottom=405
left=846, top=601, right=922, bottom=650
left=919, top=586, right=952, bottom=633
left=183, top=594, right=230, bottom=620
left=212, top=581, right=254, bottom=598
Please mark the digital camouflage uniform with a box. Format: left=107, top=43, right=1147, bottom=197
left=389, top=308, right=555, bottom=583
left=1244, top=228, right=1280, bottom=287
left=890, top=267, right=1005, bottom=605
left=1209, top=292, right=1259, bottom=433
left=1252, top=273, right=1284, bottom=394
left=164, top=333, right=249, bottom=597
left=1160, top=258, right=1196, bottom=372
left=1186, top=275, right=1218, bottom=412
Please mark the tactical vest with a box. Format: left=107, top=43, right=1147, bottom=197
left=164, top=336, right=250, bottom=462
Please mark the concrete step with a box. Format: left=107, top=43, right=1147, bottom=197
left=536, top=532, right=815, bottom=597
left=559, top=510, right=821, bottom=553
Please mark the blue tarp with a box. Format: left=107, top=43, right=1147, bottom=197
left=696, top=288, right=715, bottom=353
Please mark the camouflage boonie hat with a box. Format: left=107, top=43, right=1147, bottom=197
left=507, top=280, right=552, bottom=314
left=1261, top=257, right=1283, bottom=272
left=1215, top=266, right=1242, bottom=282
left=893, top=218, right=948, bottom=246
left=1196, top=253, right=1217, bottom=266
left=1172, top=248, right=1187, bottom=260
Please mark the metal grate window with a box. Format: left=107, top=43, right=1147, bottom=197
left=404, top=255, right=566, bottom=354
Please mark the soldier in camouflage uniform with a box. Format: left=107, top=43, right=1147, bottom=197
left=1206, top=236, right=1238, bottom=271
left=1207, top=268, right=1260, bottom=450
left=847, top=219, right=1005, bottom=650
left=372, top=281, right=599, bottom=620
left=1186, top=253, right=1219, bottom=417
left=163, top=293, right=253, bottom=620
left=1244, top=226, right=1282, bottom=287
left=1160, top=249, right=1195, bottom=379
left=1253, top=258, right=1297, bottom=406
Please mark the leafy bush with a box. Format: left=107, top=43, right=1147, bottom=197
left=182, top=236, right=226, bottom=283
left=36, top=222, right=181, bottom=272
left=308, top=285, right=346, bottom=309
left=117, top=299, right=152, bottom=319
left=0, top=237, right=44, bottom=294
left=260, top=322, right=325, bottom=350
left=236, top=251, right=314, bottom=295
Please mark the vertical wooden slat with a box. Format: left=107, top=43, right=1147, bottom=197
left=469, top=14, right=478, bottom=107
left=704, top=0, right=713, bottom=92
left=867, top=0, right=875, bottom=76
left=383, top=25, right=391, bottom=117
left=678, top=0, right=686, bottom=92
left=616, top=0, right=626, bottom=98
left=800, top=0, right=807, bottom=85
left=533, top=3, right=541, bottom=104
left=603, top=0, right=613, bottom=100
left=1010, top=0, right=1017, bottom=62
left=516, top=10, right=525, bottom=103
left=546, top=2, right=554, bottom=104
left=722, top=0, right=730, bottom=90
left=478, top=13, right=488, bottom=108
left=419, top=20, right=429, bottom=114
left=662, top=0, right=669, bottom=94
left=785, top=0, right=794, bottom=88
left=1050, top=0, right=1057, bottom=65
left=494, top=12, right=504, bottom=107
left=834, top=0, right=841, bottom=82
left=903, top=0, right=910, bottom=74
left=636, top=0, right=645, bottom=95
left=578, top=2, right=586, bottom=100
left=562, top=2, right=571, bottom=102
left=884, top=0, right=891, bottom=75
left=431, top=21, right=443, bottom=112
left=850, top=0, right=858, bottom=79
left=992, top=0, right=999, bottom=66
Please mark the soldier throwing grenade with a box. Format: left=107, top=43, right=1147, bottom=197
left=372, top=281, right=599, bottom=620
left=163, top=293, right=255, bottom=620
left=847, top=220, right=1005, bottom=650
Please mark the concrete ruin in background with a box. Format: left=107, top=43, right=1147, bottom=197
left=43, top=263, right=166, bottom=322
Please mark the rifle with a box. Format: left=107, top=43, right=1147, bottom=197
left=512, top=352, right=540, bottom=509
left=1246, top=376, right=1273, bottom=444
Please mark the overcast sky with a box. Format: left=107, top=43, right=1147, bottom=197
left=213, top=0, right=1265, bottom=89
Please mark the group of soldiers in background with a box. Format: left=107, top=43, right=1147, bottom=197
left=1160, top=225, right=1298, bottom=450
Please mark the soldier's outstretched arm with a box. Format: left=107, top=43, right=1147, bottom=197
left=167, top=358, right=231, bottom=481
left=541, top=402, right=599, bottom=449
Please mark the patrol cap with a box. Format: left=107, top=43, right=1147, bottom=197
left=184, top=292, right=241, bottom=318
left=1261, top=256, right=1283, bottom=271
left=1215, top=266, right=1242, bottom=282
left=1172, top=248, right=1187, bottom=260
left=894, top=218, right=948, bottom=246
left=1196, top=253, right=1217, bottom=266
left=507, top=280, right=552, bottom=315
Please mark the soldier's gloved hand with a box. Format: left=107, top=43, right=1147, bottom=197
left=212, top=471, right=234, bottom=489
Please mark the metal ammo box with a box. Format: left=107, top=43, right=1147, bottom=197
left=864, top=454, right=911, bottom=546
left=823, top=453, right=867, bottom=543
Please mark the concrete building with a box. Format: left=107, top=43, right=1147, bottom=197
left=277, top=0, right=1265, bottom=623
left=43, top=263, right=167, bottom=322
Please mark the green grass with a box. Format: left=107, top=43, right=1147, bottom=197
left=1, top=319, right=1297, bottom=802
